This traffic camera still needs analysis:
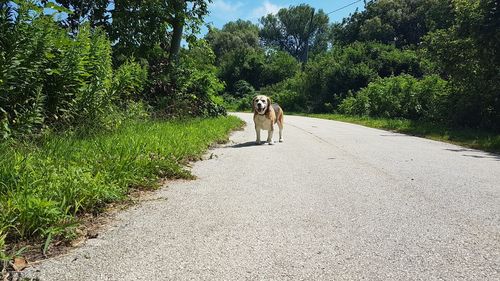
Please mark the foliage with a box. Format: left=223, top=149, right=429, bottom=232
left=423, top=0, right=500, bottom=131
left=206, top=19, right=302, bottom=96
left=205, top=20, right=260, bottom=60
left=0, top=116, right=243, bottom=252
left=217, top=47, right=265, bottom=92
left=110, top=0, right=171, bottom=64
left=0, top=3, right=142, bottom=138
left=338, top=74, right=450, bottom=121
left=258, top=73, right=308, bottom=113
left=260, top=4, right=330, bottom=62
left=112, top=60, right=149, bottom=104
left=233, top=80, right=255, bottom=98
left=149, top=40, right=227, bottom=118
left=43, top=0, right=110, bottom=32
left=300, top=42, right=424, bottom=112
left=111, top=0, right=211, bottom=64
left=332, top=0, right=454, bottom=47
left=305, top=113, right=500, bottom=154
left=261, top=50, right=301, bottom=86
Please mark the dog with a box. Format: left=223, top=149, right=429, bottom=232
left=252, top=95, right=284, bottom=145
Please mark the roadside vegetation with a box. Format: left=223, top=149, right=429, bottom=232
left=305, top=114, right=500, bottom=153
left=0, top=0, right=237, bottom=270
left=1, top=0, right=499, bottom=273
left=210, top=0, right=499, bottom=144
left=0, top=117, right=242, bottom=259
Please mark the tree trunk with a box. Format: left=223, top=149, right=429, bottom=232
left=168, top=15, right=184, bottom=63
left=168, top=0, right=186, bottom=64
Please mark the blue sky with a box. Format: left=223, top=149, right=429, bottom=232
left=206, top=0, right=366, bottom=29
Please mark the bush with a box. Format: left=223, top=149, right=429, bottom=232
left=422, top=0, right=500, bottom=131
left=258, top=73, right=308, bottom=113
left=0, top=7, right=53, bottom=137
left=233, top=80, right=255, bottom=98
left=301, top=42, right=424, bottom=112
left=149, top=40, right=227, bottom=118
left=112, top=60, right=149, bottom=104
left=0, top=4, right=149, bottom=138
left=260, top=50, right=301, bottom=86
left=339, top=74, right=450, bottom=121
left=217, top=47, right=265, bottom=92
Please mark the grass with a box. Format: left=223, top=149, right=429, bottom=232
left=0, top=116, right=244, bottom=258
left=302, top=113, right=500, bottom=154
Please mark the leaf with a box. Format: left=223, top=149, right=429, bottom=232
left=44, top=2, right=73, bottom=14
left=11, top=257, right=27, bottom=272
left=43, top=232, right=53, bottom=257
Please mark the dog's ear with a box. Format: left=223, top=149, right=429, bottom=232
left=265, top=97, right=272, bottom=115
left=252, top=96, right=257, bottom=113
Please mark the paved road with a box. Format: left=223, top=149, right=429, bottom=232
left=24, top=113, right=500, bottom=280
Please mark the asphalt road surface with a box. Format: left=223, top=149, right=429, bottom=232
left=24, top=113, right=500, bottom=280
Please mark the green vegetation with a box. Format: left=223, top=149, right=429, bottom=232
left=0, top=0, right=233, bottom=265
left=1, top=0, right=499, bottom=268
left=0, top=116, right=243, bottom=256
left=338, top=74, right=449, bottom=121
left=1, top=1, right=224, bottom=140
left=306, top=114, right=500, bottom=153
left=211, top=0, right=499, bottom=133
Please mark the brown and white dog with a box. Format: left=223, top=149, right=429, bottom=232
left=252, top=95, right=284, bottom=145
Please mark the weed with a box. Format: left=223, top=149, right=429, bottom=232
left=0, top=116, right=243, bottom=257
left=306, top=114, right=500, bottom=153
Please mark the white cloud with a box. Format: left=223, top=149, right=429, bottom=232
left=211, top=0, right=244, bottom=13
left=251, top=1, right=282, bottom=19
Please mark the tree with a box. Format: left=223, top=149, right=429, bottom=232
left=423, top=0, right=500, bottom=130
left=206, top=20, right=265, bottom=94
left=301, top=42, right=424, bottom=112
left=167, top=0, right=210, bottom=63
left=42, top=0, right=110, bottom=32
left=205, top=19, right=260, bottom=59
left=217, top=48, right=265, bottom=92
left=332, top=0, right=454, bottom=47
left=261, top=50, right=301, bottom=86
left=111, top=0, right=210, bottom=64
left=259, top=4, right=330, bottom=62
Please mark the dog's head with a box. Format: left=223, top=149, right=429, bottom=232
left=253, top=95, right=271, bottom=115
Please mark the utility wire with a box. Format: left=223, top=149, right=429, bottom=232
left=326, top=0, right=362, bottom=15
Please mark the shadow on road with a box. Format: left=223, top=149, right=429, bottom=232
left=445, top=148, right=500, bottom=161
left=230, top=141, right=260, bottom=148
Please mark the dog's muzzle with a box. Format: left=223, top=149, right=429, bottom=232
left=256, top=106, right=266, bottom=115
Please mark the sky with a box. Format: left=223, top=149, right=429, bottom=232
left=205, top=0, right=366, bottom=30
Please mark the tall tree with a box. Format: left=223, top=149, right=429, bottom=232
left=332, top=0, right=454, bottom=47
left=424, top=0, right=500, bottom=130
left=259, top=4, right=330, bottom=63
left=111, top=0, right=210, bottom=64
left=205, top=19, right=260, bottom=59
left=167, top=0, right=209, bottom=63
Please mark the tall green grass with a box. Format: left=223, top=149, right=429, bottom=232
left=308, top=114, right=500, bottom=153
left=0, top=116, right=243, bottom=254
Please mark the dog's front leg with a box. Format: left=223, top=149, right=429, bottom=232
left=267, top=122, right=274, bottom=145
left=255, top=126, right=262, bottom=145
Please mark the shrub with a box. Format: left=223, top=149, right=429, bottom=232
left=0, top=6, right=52, bottom=137
left=233, top=80, right=255, bottom=98
left=301, top=42, right=425, bottom=112
left=339, top=74, right=450, bottom=121
left=149, top=40, right=227, bottom=118
left=68, top=25, right=115, bottom=129
left=0, top=3, right=146, bottom=138
left=112, top=60, right=149, bottom=104
left=260, top=50, right=301, bottom=86
left=258, top=73, right=308, bottom=113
